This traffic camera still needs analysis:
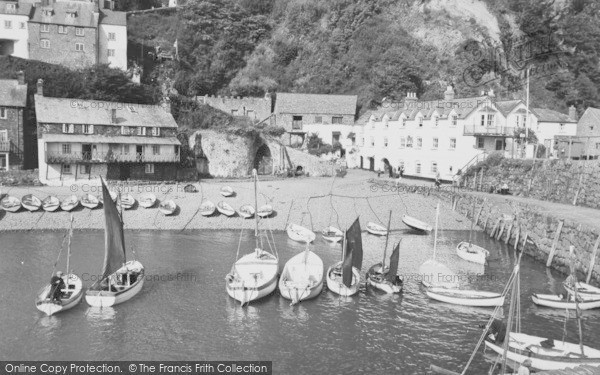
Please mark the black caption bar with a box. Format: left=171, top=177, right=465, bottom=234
left=1, top=362, right=272, bottom=375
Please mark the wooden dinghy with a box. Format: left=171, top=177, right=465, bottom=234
left=60, top=195, right=79, bottom=212
left=366, top=211, right=402, bottom=294
left=120, top=194, right=136, bottom=210
left=321, top=226, right=343, bottom=243
left=81, top=194, right=99, bottom=209
left=326, top=218, right=363, bottom=297
left=366, top=221, right=388, bottom=236
left=217, top=201, right=235, bottom=216
left=257, top=204, right=273, bottom=218
left=1, top=195, right=21, bottom=212
left=563, top=281, right=600, bottom=300
left=238, top=204, right=255, bottom=219
left=21, top=194, right=42, bottom=212
left=220, top=186, right=234, bottom=197
left=85, top=179, right=145, bottom=307
left=183, top=184, right=198, bottom=193
left=287, top=223, right=316, bottom=243
left=42, top=196, right=60, bottom=212
left=532, top=293, right=600, bottom=310
left=158, top=200, right=177, bottom=215
left=456, top=242, right=489, bottom=265
left=425, top=287, right=504, bottom=307
left=138, top=193, right=156, bottom=208
left=278, top=245, right=324, bottom=305
left=200, top=200, right=216, bottom=216
left=402, top=214, right=432, bottom=232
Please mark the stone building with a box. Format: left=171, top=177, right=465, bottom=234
left=557, top=106, right=600, bottom=159
left=34, top=79, right=181, bottom=185
left=198, top=93, right=272, bottom=123
left=0, top=0, right=34, bottom=59
left=273, top=93, right=357, bottom=146
left=0, top=71, right=27, bottom=170
left=531, top=106, right=577, bottom=158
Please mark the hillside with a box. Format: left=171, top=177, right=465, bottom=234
left=128, top=0, right=600, bottom=116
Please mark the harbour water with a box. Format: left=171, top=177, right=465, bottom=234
left=2, top=228, right=600, bottom=374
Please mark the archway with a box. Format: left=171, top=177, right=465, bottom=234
left=382, top=158, right=392, bottom=177
left=254, top=144, right=272, bottom=175
left=368, top=157, right=374, bottom=171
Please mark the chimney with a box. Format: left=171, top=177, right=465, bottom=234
left=405, top=92, right=417, bottom=102
left=569, top=105, right=577, bottom=121
left=488, top=89, right=495, bottom=98
left=17, top=71, right=25, bottom=85
left=36, top=78, right=43, bottom=96
left=444, top=85, right=454, bottom=101
left=111, top=108, right=117, bottom=124
left=163, top=98, right=171, bottom=113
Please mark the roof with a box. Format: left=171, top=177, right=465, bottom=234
left=0, top=1, right=33, bottom=16
left=579, top=107, right=600, bottom=125
left=275, top=93, right=357, bottom=115
left=34, top=96, right=178, bottom=128
left=494, top=99, right=522, bottom=116
left=99, top=9, right=126, bottom=26
left=41, top=133, right=181, bottom=145
left=29, top=1, right=99, bottom=27
left=0, top=79, right=28, bottom=107
left=532, top=108, right=577, bottom=123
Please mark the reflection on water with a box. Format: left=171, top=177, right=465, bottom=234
left=1, top=229, right=600, bottom=373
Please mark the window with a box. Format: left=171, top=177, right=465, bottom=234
left=0, top=130, right=7, bottom=141
left=80, top=165, right=91, bottom=174
left=151, top=127, right=160, bottom=136
left=495, top=139, right=505, bottom=151
left=145, top=163, right=154, bottom=174
left=107, top=49, right=115, bottom=57
left=360, top=137, right=364, bottom=147
left=4, top=20, right=12, bottom=29
left=122, top=144, right=130, bottom=155
left=58, top=25, right=67, bottom=34
left=332, top=116, right=343, bottom=124
left=19, top=22, right=25, bottom=29
left=62, top=144, right=71, bottom=154
left=384, top=118, right=389, bottom=128
left=120, top=126, right=127, bottom=135
left=137, top=127, right=146, bottom=136
left=62, top=164, right=71, bottom=174
left=480, top=114, right=485, bottom=126
left=384, top=137, right=388, bottom=148
left=449, top=138, right=456, bottom=149
left=67, top=12, right=76, bottom=18
left=451, top=115, right=457, bottom=127
left=315, top=116, right=322, bottom=123
left=108, top=32, right=116, bottom=41
left=415, top=161, right=421, bottom=174
left=590, top=125, right=594, bottom=131
left=434, top=116, right=439, bottom=127
left=42, top=10, right=52, bottom=17
left=416, top=137, right=422, bottom=148
left=82, top=124, right=93, bottom=134
left=0, top=108, right=6, bottom=119
left=62, top=124, right=74, bottom=133
left=41, top=24, right=50, bottom=33
left=477, top=137, right=484, bottom=149
left=487, top=114, right=494, bottom=127
left=152, top=145, right=160, bottom=155
left=431, top=162, right=438, bottom=173
left=6, top=3, right=15, bottom=12
left=399, top=137, right=406, bottom=148
left=370, top=137, right=374, bottom=147
left=406, top=136, right=413, bottom=148
left=402, top=118, right=406, bottom=128
left=432, top=137, right=438, bottom=149
left=559, top=123, right=565, bottom=133
left=418, top=117, right=423, bottom=127
left=75, top=27, right=84, bottom=36
left=292, top=116, right=302, bottom=130
left=40, top=39, right=50, bottom=48
left=516, top=115, right=520, bottom=127
left=75, top=43, right=84, bottom=52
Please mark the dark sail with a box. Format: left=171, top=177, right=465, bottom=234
left=99, top=179, right=126, bottom=283
left=342, top=218, right=362, bottom=287
left=386, top=242, right=400, bottom=283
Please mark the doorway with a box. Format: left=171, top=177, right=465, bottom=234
left=82, top=144, right=92, bottom=160
left=119, top=165, right=130, bottom=180
left=254, top=144, right=272, bottom=175
left=369, top=157, right=374, bottom=171
left=136, top=145, right=143, bottom=162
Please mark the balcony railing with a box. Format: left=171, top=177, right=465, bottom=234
left=463, top=125, right=515, bottom=137
left=46, top=151, right=180, bottom=164
left=0, top=140, right=23, bottom=159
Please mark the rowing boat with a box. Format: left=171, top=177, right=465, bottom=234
left=238, top=204, right=255, bottom=219
left=42, top=196, right=60, bottom=212
left=1, top=195, right=21, bottom=212
left=81, top=194, right=99, bottom=209
left=158, top=200, right=177, bottom=215
left=120, top=194, right=136, bottom=210
left=532, top=293, right=600, bottom=310
left=402, top=214, right=432, bottom=232
left=220, top=186, right=234, bottom=197
left=257, top=204, right=273, bottom=218
left=139, top=193, right=157, bottom=208
left=217, top=201, right=235, bottom=216
left=456, top=242, right=489, bottom=265
left=286, top=223, right=315, bottom=243
left=21, top=194, right=42, bottom=212
left=321, top=226, right=343, bottom=243
left=60, top=195, right=79, bottom=212
left=366, top=222, right=387, bottom=236
left=426, top=287, right=505, bottom=307
left=200, top=200, right=216, bottom=216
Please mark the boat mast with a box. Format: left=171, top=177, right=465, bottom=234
left=65, top=214, right=74, bottom=287
left=469, top=200, right=475, bottom=245
left=500, top=262, right=519, bottom=374
left=569, top=245, right=585, bottom=356
left=433, top=202, right=440, bottom=260
left=382, top=210, right=392, bottom=270
left=253, top=169, right=259, bottom=249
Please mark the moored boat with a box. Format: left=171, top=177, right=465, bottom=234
left=257, top=204, right=273, bottom=218
left=278, top=244, right=324, bottom=305
left=21, top=194, right=42, bottom=212
left=217, top=201, right=235, bottom=216
left=563, top=282, right=600, bottom=300
left=81, top=194, right=99, bottom=209
left=120, top=194, right=136, bottom=210
left=183, top=184, right=198, bottom=193
left=1, top=195, right=21, bottom=212
left=42, top=196, right=60, bottom=212
left=326, top=218, right=363, bottom=297
left=60, top=195, right=79, bottom=212
left=532, top=293, right=600, bottom=310
left=139, top=193, right=157, bottom=208
left=238, top=204, right=255, bottom=219
left=220, top=186, right=234, bottom=197
left=366, top=211, right=402, bottom=294
left=158, top=200, right=177, bottom=215
left=366, top=221, right=387, bottom=236
left=402, top=214, right=432, bottom=232
left=456, top=242, right=489, bottom=265
left=200, top=200, right=216, bottom=216
left=426, top=287, right=504, bottom=307
left=287, top=223, right=316, bottom=243
left=321, top=226, right=343, bottom=243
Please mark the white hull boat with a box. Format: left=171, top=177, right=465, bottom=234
left=426, top=287, right=504, bottom=307
left=402, top=214, right=432, bottom=232
left=257, top=205, right=273, bottom=218
left=60, top=195, right=80, bottom=212
left=42, top=196, right=60, bottom=212
left=326, top=262, right=360, bottom=297
left=239, top=204, right=255, bottom=219
left=36, top=274, right=83, bottom=316
left=159, top=200, right=177, bottom=215
left=564, top=282, right=600, bottom=300
left=217, top=201, right=235, bottom=216
left=120, top=194, right=136, bottom=210
left=81, top=194, right=100, bottom=209
left=532, top=293, right=600, bottom=310
left=200, top=200, right=216, bottom=216
left=85, top=260, right=145, bottom=307
left=366, top=222, right=387, bottom=236
left=22, top=194, right=42, bottom=212
left=485, top=332, right=600, bottom=371
left=1, top=195, right=21, bottom=212
left=279, top=249, right=324, bottom=304
left=321, top=226, right=343, bottom=243
left=287, top=223, right=316, bottom=243
left=220, top=186, right=234, bottom=197
left=366, top=263, right=403, bottom=293
left=139, top=193, right=157, bottom=208
left=226, top=250, right=279, bottom=305
left=456, top=242, right=489, bottom=265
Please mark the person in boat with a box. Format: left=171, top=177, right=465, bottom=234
left=517, top=359, right=532, bottom=375
left=49, top=271, right=66, bottom=302
left=481, top=319, right=506, bottom=344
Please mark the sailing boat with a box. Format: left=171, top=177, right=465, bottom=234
left=326, top=218, right=363, bottom=297
left=35, top=215, right=84, bottom=316
left=278, top=242, right=324, bottom=305
left=225, top=169, right=279, bottom=305
left=85, top=178, right=145, bottom=307
left=485, top=246, right=600, bottom=371
left=366, top=211, right=402, bottom=293
left=456, top=200, right=489, bottom=265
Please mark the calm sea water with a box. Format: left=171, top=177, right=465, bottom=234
left=1, top=228, right=600, bottom=374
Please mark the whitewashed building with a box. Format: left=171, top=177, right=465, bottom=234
left=98, top=6, right=127, bottom=70
left=0, top=0, right=33, bottom=59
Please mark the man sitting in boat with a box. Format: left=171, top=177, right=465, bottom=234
left=517, top=359, right=532, bottom=375
left=49, top=271, right=66, bottom=302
